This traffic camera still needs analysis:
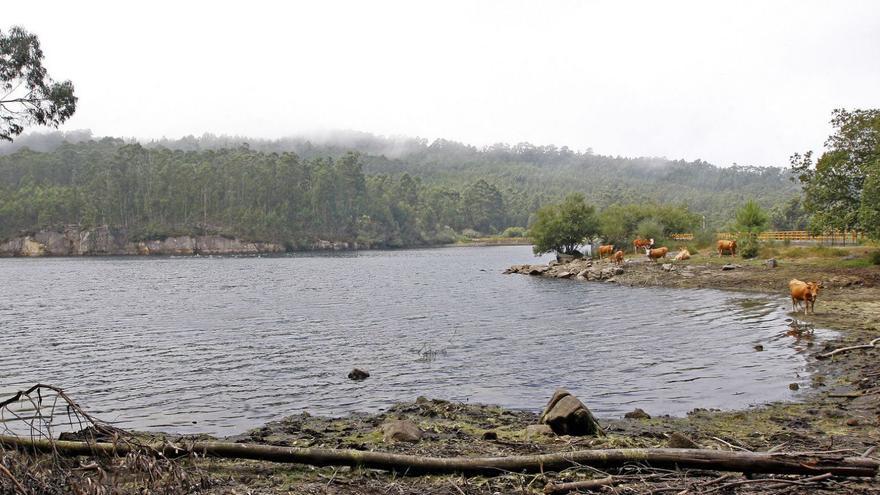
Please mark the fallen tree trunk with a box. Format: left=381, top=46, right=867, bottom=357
left=1, top=435, right=876, bottom=477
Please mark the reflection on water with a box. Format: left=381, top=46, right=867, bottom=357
left=0, top=246, right=832, bottom=436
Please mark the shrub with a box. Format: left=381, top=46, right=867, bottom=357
left=758, top=244, right=778, bottom=259
left=635, top=218, right=664, bottom=244
left=739, top=237, right=760, bottom=259
left=692, top=230, right=716, bottom=249
left=870, top=250, right=880, bottom=265
left=501, top=226, right=527, bottom=238
left=530, top=193, right=599, bottom=256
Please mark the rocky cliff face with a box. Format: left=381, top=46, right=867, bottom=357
left=0, top=227, right=358, bottom=257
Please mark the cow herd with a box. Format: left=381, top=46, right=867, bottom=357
left=594, top=237, right=823, bottom=316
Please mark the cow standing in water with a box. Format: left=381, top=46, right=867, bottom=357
left=645, top=246, right=668, bottom=261
left=789, top=279, right=821, bottom=315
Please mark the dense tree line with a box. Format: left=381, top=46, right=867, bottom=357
left=0, top=140, right=525, bottom=247
left=0, top=130, right=804, bottom=235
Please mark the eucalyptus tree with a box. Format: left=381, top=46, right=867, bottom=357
left=1, top=26, right=76, bottom=141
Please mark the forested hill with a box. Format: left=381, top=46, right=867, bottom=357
left=0, top=131, right=801, bottom=247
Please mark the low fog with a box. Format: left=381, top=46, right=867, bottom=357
left=5, top=0, right=880, bottom=167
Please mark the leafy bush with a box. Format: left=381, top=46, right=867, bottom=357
left=692, top=230, right=716, bottom=249
left=501, top=226, right=528, bottom=238
left=758, top=244, right=778, bottom=258
left=739, top=237, right=760, bottom=259
left=530, top=193, right=598, bottom=255
left=634, top=218, right=665, bottom=245
left=869, top=250, right=880, bottom=265
left=461, top=228, right=482, bottom=238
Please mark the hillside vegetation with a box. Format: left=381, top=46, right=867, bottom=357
left=0, top=131, right=802, bottom=248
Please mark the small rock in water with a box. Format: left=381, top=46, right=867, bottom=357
left=722, top=264, right=736, bottom=271
left=789, top=382, right=800, bottom=391
left=624, top=408, right=651, bottom=420
left=382, top=419, right=423, bottom=443
left=666, top=432, right=700, bottom=449
left=754, top=344, right=764, bottom=351
left=348, top=368, right=370, bottom=381
left=846, top=417, right=860, bottom=427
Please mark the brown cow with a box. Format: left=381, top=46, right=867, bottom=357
left=789, top=279, right=821, bottom=315
left=633, top=238, right=651, bottom=254
left=645, top=246, right=668, bottom=261
left=598, top=244, right=614, bottom=260
left=611, top=250, right=624, bottom=265
left=717, top=239, right=737, bottom=256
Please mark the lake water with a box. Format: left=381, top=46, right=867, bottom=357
left=0, top=246, right=827, bottom=436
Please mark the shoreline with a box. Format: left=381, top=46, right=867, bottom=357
left=0, top=228, right=533, bottom=258
left=3, top=251, right=878, bottom=493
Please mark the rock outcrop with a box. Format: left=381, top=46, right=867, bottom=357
left=0, top=227, right=363, bottom=257
left=505, top=258, right=623, bottom=282
left=539, top=389, right=603, bottom=436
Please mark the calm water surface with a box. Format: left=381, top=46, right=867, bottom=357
left=0, top=246, right=828, bottom=436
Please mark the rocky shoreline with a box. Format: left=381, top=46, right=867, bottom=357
left=0, top=227, right=368, bottom=257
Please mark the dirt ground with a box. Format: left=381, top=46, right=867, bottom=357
left=2, top=250, right=879, bottom=494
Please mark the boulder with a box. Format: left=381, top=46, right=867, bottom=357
left=666, top=432, right=700, bottom=449
left=525, top=424, right=555, bottom=439
left=482, top=430, right=498, bottom=440
left=528, top=265, right=550, bottom=275
left=721, top=264, right=736, bottom=271
left=624, top=408, right=651, bottom=420
left=661, top=263, right=674, bottom=272
left=576, top=269, right=590, bottom=279
left=766, top=258, right=778, bottom=268
left=348, top=368, right=370, bottom=381
left=555, top=271, right=573, bottom=279
left=539, top=389, right=603, bottom=436
left=382, top=419, right=423, bottom=443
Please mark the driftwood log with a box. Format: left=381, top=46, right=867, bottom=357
left=816, top=337, right=880, bottom=360
left=1, top=435, right=877, bottom=477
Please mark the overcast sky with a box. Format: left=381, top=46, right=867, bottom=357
left=6, top=1, right=879, bottom=166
